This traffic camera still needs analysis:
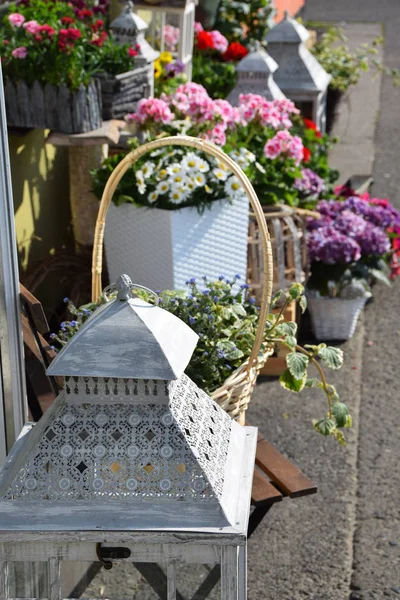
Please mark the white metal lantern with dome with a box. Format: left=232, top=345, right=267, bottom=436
left=0, top=274, right=257, bottom=600
left=266, top=12, right=331, bottom=133
left=134, top=0, right=197, bottom=79
left=226, top=45, right=286, bottom=106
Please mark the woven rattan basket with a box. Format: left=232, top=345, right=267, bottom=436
left=91, top=135, right=274, bottom=424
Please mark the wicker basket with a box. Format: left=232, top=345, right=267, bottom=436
left=91, top=135, right=274, bottom=424
left=248, top=205, right=309, bottom=302
left=307, top=295, right=368, bottom=341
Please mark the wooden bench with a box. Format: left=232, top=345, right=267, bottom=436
left=20, top=286, right=317, bottom=598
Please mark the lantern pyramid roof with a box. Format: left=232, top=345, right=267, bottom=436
left=110, top=1, right=148, bottom=34
left=236, top=45, right=279, bottom=74
left=0, top=276, right=257, bottom=534
left=47, top=288, right=198, bottom=381
left=266, top=12, right=331, bottom=93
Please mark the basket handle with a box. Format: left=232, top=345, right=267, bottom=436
left=92, top=135, right=273, bottom=372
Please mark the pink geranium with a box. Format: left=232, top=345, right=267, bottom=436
left=163, top=24, right=180, bottom=51
left=210, top=30, right=228, bottom=53
left=194, top=22, right=204, bottom=33
left=126, top=98, right=174, bottom=125
left=12, top=46, right=27, bottom=59
left=264, top=130, right=304, bottom=165
left=8, top=13, right=25, bottom=27
left=23, top=20, right=41, bottom=35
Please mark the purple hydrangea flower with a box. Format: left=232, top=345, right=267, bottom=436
left=294, top=168, right=326, bottom=197
left=307, top=226, right=361, bottom=264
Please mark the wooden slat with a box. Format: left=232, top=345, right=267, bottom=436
left=20, top=285, right=49, bottom=334
left=251, top=469, right=282, bottom=506
left=255, top=436, right=317, bottom=498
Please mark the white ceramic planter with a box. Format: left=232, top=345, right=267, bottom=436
left=104, top=196, right=249, bottom=291
left=307, top=295, right=369, bottom=341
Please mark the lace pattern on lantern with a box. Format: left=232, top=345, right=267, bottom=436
left=64, top=376, right=173, bottom=403
left=3, top=375, right=231, bottom=502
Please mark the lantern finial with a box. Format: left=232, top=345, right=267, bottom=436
left=116, top=273, right=134, bottom=301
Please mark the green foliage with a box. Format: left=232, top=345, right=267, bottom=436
left=0, top=0, right=138, bottom=90
left=53, top=281, right=351, bottom=444
left=192, top=52, right=237, bottom=99
left=215, top=0, right=274, bottom=47
left=311, top=26, right=400, bottom=92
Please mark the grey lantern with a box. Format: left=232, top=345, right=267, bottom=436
left=226, top=45, right=286, bottom=105
left=110, top=2, right=159, bottom=95
left=133, top=0, right=197, bottom=79
left=0, top=275, right=257, bottom=600
left=266, top=12, right=331, bottom=133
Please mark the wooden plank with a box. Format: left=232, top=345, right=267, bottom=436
left=46, top=120, right=125, bottom=147
left=221, top=546, right=238, bottom=600
left=48, top=559, right=61, bottom=600
left=167, top=563, right=177, bottom=600
left=0, top=561, right=7, bottom=599
left=255, top=437, right=317, bottom=498
left=260, top=302, right=297, bottom=376
left=251, top=469, right=282, bottom=506
left=20, top=285, right=49, bottom=334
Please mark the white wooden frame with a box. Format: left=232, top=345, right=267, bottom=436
left=0, top=63, right=27, bottom=462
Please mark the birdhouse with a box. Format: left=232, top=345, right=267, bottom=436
left=266, top=12, right=331, bottom=133
left=133, top=0, right=197, bottom=79
left=110, top=1, right=159, bottom=96
left=0, top=275, right=257, bottom=599
left=226, top=45, right=286, bottom=106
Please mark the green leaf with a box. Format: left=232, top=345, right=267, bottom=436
left=299, top=295, right=307, bottom=314
left=305, top=378, right=319, bottom=388
left=276, top=321, right=297, bottom=337
left=332, top=402, right=350, bottom=428
left=286, top=352, right=309, bottom=380
left=345, top=414, right=352, bottom=428
left=279, top=369, right=307, bottom=393
left=326, top=384, right=339, bottom=402
left=221, top=307, right=232, bottom=320
left=318, top=346, right=343, bottom=370
left=313, top=417, right=336, bottom=436
left=285, top=336, right=297, bottom=349
left=369, top=268, right=391, bottom=286
left=232, top=303, right=247, bottom=317
left=288, top=283, right=304, bottom=300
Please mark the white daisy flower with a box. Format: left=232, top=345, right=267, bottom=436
left=212, top=168, right=228, bottom=182
left=136, top=170, right=145, bottom=187
left=225, top=176, right=242, bottom=198
left=169, top=188, right=185, bottom=204
left=138, top=182, right=146, bottom=195
left=197, top=159, right=210, bottom=173
left=182, top=152, right=200, bottom=170
left=229, top=150, right=241, bottom=161
left=170, top=171, right=188, bottom=186
left=156, top=180, right=170, bottom=195
left=148, top=191, right=159, bottom=204
left=193, top=172, right=206, bottom=187
left=240, top=148, right=256, bottom=163
left=155, top=168, right=168, bottom=181
left=166, top=163, right=183, bottom=176
left=142, top=162, right=154, bottom=179
left=185, top=177, right=197, bottom=192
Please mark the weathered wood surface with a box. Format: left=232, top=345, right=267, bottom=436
left=95, top=65, right=151, bottom=119
left=46, top=119, right=125, bottom=147
left=4, top=79, right=102, bottom=133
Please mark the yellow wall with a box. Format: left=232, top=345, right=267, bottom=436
left=9, top=129, right=72, bottom=272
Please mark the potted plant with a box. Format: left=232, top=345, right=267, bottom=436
left=306, top=194, right=400, bottom=340
left=52, top=280, right=352, bottom=444
left=0, top=0, right=141, bottom=132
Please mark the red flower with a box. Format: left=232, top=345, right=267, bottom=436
left=61, top=16, right=75, bottom=25
left=3, top=40, right=8, bottom=45
left=91, top=19, right=104, bottom=32
left=128, top=47, right=138, bottom=57
left=76, top=8, right=93, bottom=19
left=90, top=30, right=107, bottom=47
left=196, top=30, right=214, bottom=51
left=38, top=24, right=55, bottom=37
left=302, top=147, right=311, bottom=162
left=222, top=42, right=248, bottom=62
left=303, top=117, right=322, bottom=138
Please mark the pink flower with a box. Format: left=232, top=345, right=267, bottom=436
left=210, top=30, right=228, bottom=53
left=163, top=24, right=180, bottom=51
left=8, top=13, right=25, bottom=27
left=203, top=123, right=227, bottom=146
left=23, top=20, right=40, bottom=35
left=194, top=22, right=204, bottom=33
left=127, top=98, right=174, bottom=125
left=264, top=138, right=282, bottom=159
left=11, top=46, right=27, bottom=59
left=264, top=130, right=304, bottom=165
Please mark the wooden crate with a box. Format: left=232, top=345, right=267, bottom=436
left=261, top=301, right=297, bottom=376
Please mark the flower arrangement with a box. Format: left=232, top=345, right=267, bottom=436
left=214, top=0, right=274, bottom=49
left=153, top=51, right=186, bottom=97
left=52, top=280, right=350, bottom=444
left=161, top=21, right=248, bottom=99
left=0, top=0, right=139, bottom=90
left=91, top=86, right=336, bottom=209
left=306, top=194, right=400, bottom=296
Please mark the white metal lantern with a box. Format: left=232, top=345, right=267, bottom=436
left=226, top=45, right=286, bottom=105
left=266, top=12, right=331, bottom=133
left=0, top=274, right=257, bottom=599
left=134, top=0, right=196, bottom=79
left=110, top=1, right=159, bottom=95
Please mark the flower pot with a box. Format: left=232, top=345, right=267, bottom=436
left=95, top=63, right=152, bottom=120
left=104, top=196, right=249, bottom=291
left=307, top=294, right=369, bottom=340
left=4, top=78, right=102, bottom=134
